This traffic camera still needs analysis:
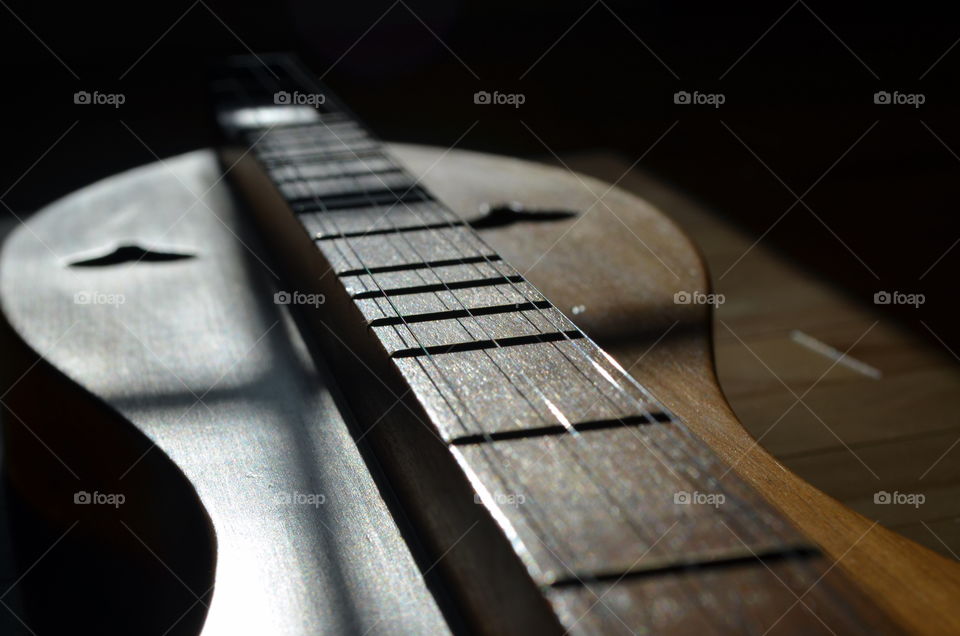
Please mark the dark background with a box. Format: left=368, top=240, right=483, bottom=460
left=1, top=1, right=958, bottom=347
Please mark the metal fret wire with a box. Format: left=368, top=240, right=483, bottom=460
left=218, top=63, right=569, bottom=577
left=272, top=130, right=845, bottom=631
left=236, top=61, right=839, bottom=628
left=239, top=72, right=575, bottom=581
left=285, top=128, right=754, bottom=517
left=276, top=132, right=754, bottom=587
left=223, top=68, right=556, bottom=572
left=278, top=144, right=591, bottom=585
left=275, top=140, right=777, bottom=626
left=350, top=179, right=851, bottom=626
left=253, top=109, right=754, bottom=561
left=297, top=147, right=797, bottom=622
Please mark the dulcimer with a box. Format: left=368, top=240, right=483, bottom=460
left=1, top=52, right=958, bottom=634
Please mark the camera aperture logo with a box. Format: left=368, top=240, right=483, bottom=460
left=274, top=290, right=325, bottom=308
left=274, top=90, right=326, bottom=106
left=674, top=290, right=725, bottom=307
left=74, top=90, right=125, bottom=108
left=674, top=90, right=725, bottom=108
left=74, top=491, right=125, bottom=508
left=74, top=290, right=125, bottom=307
left=874, top=490, right=925, bottom=508
left=874, top=91, right=924, bottom=108
left=473, top=90, right=525, bottom=108
left=874, top=290, right=924, bottom=308
left=674, top=490, right=725, bottom=508
left=275, top=491, right=326, bottom=507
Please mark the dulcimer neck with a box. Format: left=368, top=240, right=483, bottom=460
left=211, top=54, right=898, bottom=634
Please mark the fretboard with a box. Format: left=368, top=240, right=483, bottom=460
left=211, top=54, right=896, bottom=635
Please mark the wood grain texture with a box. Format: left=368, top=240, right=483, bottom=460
left=222, top=126, right=904, bottom=634
left=390, top=144, right=960, bottom=634
left=562, top=153, right=960, bottom=562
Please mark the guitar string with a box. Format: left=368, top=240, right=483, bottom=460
left=265, top=114, right=783, bottom=589
left=307, top=165, right=783, bottom=627
left=310, top=135, right=843, bottom=629
left=312, top=149, right=775, bottom=555
left=260, top=120, right=840, bottom=636
left=276, top=121, right=675, bottom=462
left=395, top=193, right=845, bottom=626
left=242, top=68, right=646, bottom=546
left=270, top=127, right=764, bottom=618
left=384, top=193, right=809, bottom=554
left=243, top=107, right=592, bottom=586
left=245, top=118, right=806, bottom=629
left=237, top=73, right=574, bottom=573
left=239, top=65, right=827, bottom=625
left=261, top=118, right=661, bottom=510
left=216, top=66, right=573, bottom=594
left=255, top=115, right=686, bottom=593
left=279, top=149, right=598, bottom=584
left=278, top=144, right=770, bottom=629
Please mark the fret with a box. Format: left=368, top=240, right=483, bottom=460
left=278, top=170, right=416, bottom=202
left=269, top=154, right=398, bottom=182
left=258, top=138, right=381, bottom=161
left=352, top=274, right=522, bottom=299
left=453, top=426, right=807, bottom=584
left=546, top=556, right=886, bottom=635
left=373, top=308, right=575, bottom=357
left=449, top=414, right=670, bottom=445
left=355, top=281, right=547, bottom=322
left=255, top=121, right=367, bottom=147
left=254, top=128, right=379, bottom=160
left=293, top=186, right=430, bottom=213
left=321, top=219, right=467, bottom=241
left=302, top=202, right=461, bottom=239
left=369, top=302, right=553, bottom=327
left=317, top=227, right=496, bottom=275
left=341, top=261, right=520, bottom=297
left=389, top=331, right=583, bottom=358
left=337, top=255, right=499, bottom=277
left=394, top=340, right=663, bottom=440
left=255, top=125, right=369, bottom=152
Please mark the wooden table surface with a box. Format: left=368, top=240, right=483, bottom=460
left=563, top=152, right=960, bottom=561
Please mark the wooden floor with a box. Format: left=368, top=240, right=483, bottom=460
left=564, top=153, right=960, bottom=561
